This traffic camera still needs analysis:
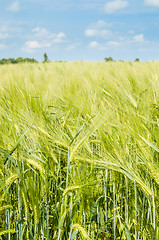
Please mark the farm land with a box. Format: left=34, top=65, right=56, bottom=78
left=0, top=61, right=159, bottom=239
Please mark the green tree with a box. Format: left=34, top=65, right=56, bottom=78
left=16, top=57, right=23, bottom=63
left=134, top=58, right=140, bottom=62
left=104, top=57, right=113, bottom=62
left=0, top=57, right=38, bottom=64
left=43, top=53, right=48, bottom=62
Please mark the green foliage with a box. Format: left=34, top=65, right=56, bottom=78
left=0, top=57, right=38, bottom=64
left=104, top=56, right=114, bottom=62
left=43, top=53, right=49, bottom=62
left=0, top=61, right=159, bottom=239
left=134, top=58, right=140, bottom=62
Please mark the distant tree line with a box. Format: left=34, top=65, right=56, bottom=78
left=0, top=53, right=50, bottom=65
left=0, top=57, right=38, bottom=65
left=104, top=57, right=140, bottom=62
left=0, top=54, right=140, bottom=65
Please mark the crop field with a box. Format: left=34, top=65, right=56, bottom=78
left=0, top=62, right=159, bottom=239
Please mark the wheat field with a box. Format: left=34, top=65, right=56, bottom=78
left=0, top=61, right=159, bottom=239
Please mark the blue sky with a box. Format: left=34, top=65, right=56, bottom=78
left=0, top=0, right=159, bottom=61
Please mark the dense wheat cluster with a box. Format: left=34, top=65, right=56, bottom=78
left=0, top=62, right=159, bottom=239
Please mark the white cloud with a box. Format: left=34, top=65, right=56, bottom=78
left=86, top=20, right=147, bottom=52
left=7, top=1, right=20, bottom=13
left=85, top=29, right=96, bottom=37
left=89, top=41, right=99, bottom=48
left=89, top=40, right=122, bottom=50
left=89, top=42, right=109, bottom=51
left=25, top=41, right=42, bottom=49
left=133, top=34, right=145, bottom=42
left=0, top=25, right=22, bottom=41
left=104, top=0, right=129, bottom=13
left=86, top=26, right=146, bottom=52
left=144, top=0, right=159, bottom=7
left=85, top=29, right=112, bottom=39
left=0, top=43, right=7, bottom=50
left=0, top=33, right=9, bottom=40
left=128, top=30, right=135, bottom=35
left=22, top=41, right=52, bottom=52
left=0, top=26, right=9, bottom=40
left=53, top=33, right=66, bottom=43
left=29, top=41, right=38, bottom=49
left=22, top=27, right=66, bottom=52
left=32, top=27, right=48, bottom=36
left=32, top=27, right=66, bottom=43
left=107, top=41, right=121, bottom=47
left=57, top=32, right=66, bottom=38
left=89, top=20, right=112, bottom=29
left=85, top=21, right=112, bottom=39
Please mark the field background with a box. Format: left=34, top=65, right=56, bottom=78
left=0, top=62, right=159, bottom=239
